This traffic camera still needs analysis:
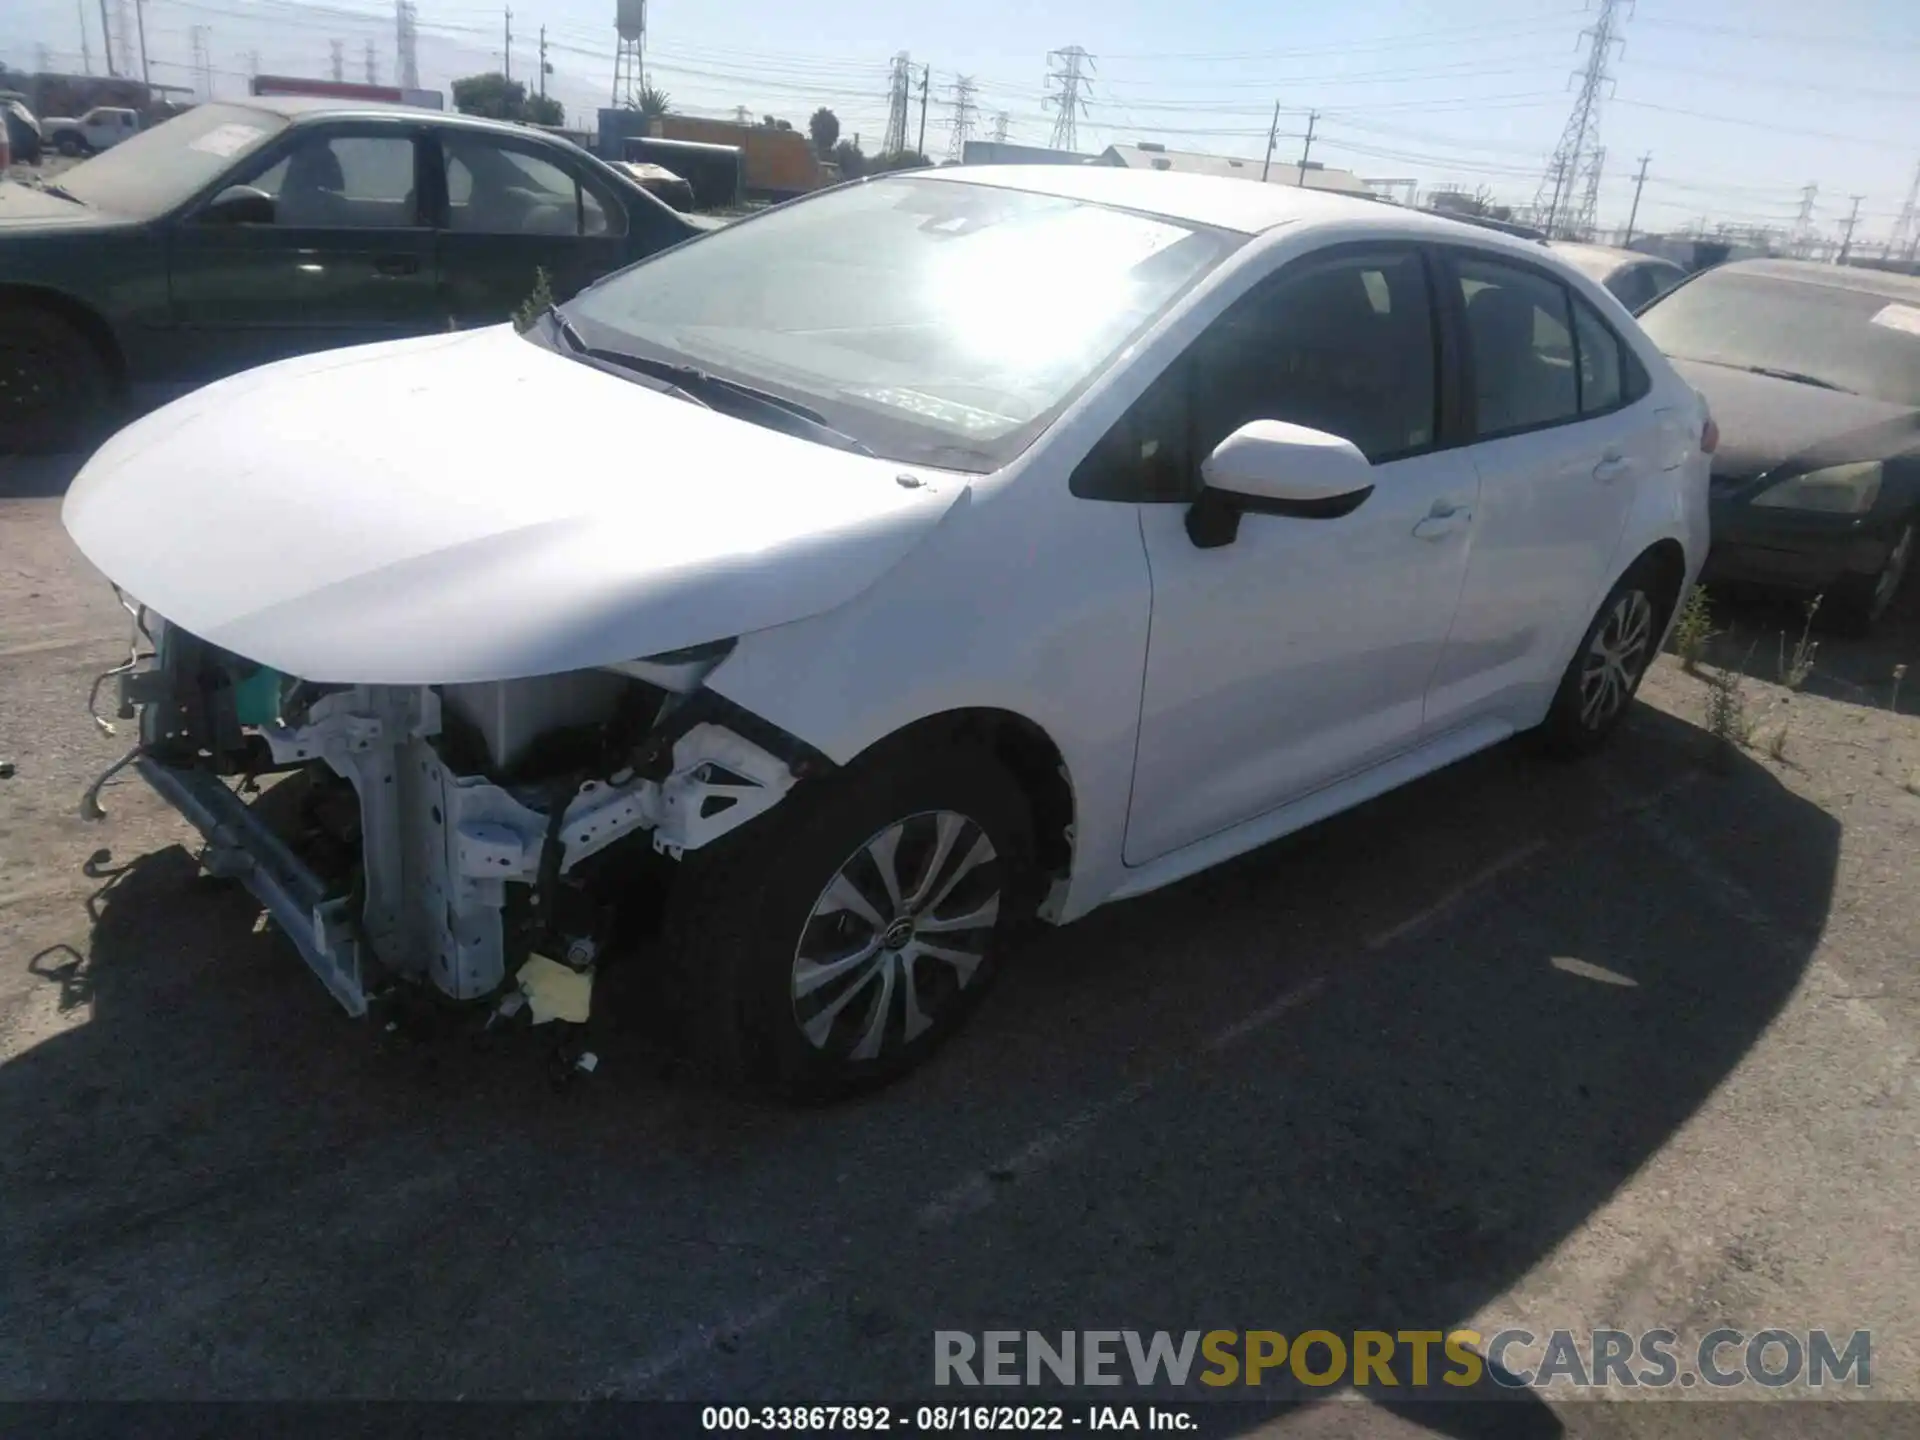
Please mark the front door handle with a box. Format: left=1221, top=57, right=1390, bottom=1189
left=374, top=254, right=420, bottom=277
left=1593, top=455, right=1633, bottom=483
left=1412, top=504, right=1472, bottom=540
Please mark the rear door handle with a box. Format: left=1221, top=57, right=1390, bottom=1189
left=374, top=254, right=420, bottom=277
left=1412, top=505, right=1472, bottom=540
left=1594, top=455, right=1633, bottom=483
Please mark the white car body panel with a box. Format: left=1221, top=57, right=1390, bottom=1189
left=63, top=168, right=1712, bottom=1015
left=62, top=326, right=968, bottom=685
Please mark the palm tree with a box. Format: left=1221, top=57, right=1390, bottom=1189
left=635, top=84, right=671, bottom=122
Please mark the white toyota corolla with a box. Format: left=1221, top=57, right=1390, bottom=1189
left=63, top=166, right=1713, bottom=1097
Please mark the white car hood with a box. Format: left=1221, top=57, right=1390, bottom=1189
left=63, top=326, right=969, bottom=684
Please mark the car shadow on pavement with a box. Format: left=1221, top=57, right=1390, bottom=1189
left=0, top=453, right=89, bottom=500
left=0, top=705, right=1839, bottom=1424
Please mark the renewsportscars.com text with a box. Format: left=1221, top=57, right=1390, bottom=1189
left=933, top=1329, right=1871, bottom=1390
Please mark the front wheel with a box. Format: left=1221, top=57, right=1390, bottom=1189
left=0, top=301, right=115, bottom=454
left=659, top=744, right=1035, bottom=1100
left=1537, top=563, right=1669, bottom=757
left=1827, top=520, right=1914, bottom=636
left=55, top=133, right=84, bottom=157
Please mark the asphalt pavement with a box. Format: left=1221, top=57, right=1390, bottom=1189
left=2, top=450, right=1916, bottom=1434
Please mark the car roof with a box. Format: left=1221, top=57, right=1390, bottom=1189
left=230, top=95, right=561, bottom=140
left=1550, top=240, right=1678, bottom=281
left=1709, top=256, right=1920, bottom=303
left=919, top=163, right=1509, bottom=242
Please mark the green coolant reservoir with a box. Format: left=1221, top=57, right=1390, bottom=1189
left=231, top=666, right=283, bottom=727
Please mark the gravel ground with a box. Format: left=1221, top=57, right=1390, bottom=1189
left=2, top=449, right=1917, bottom=1433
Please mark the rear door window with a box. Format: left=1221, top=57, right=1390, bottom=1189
left=1451, top=255, right=1580, bottom=438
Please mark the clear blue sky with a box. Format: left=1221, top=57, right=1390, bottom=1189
left=6, top=0, right=1918, bottom=243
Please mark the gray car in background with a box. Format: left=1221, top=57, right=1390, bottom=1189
left=1551, top=241, right=1687, bottom=313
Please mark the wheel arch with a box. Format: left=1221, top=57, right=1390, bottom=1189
left=840, top=706, right=1078, bottom=885
left=0, top=283, right=128, bottom=394
left=1619, top=535, right=1690, bottom=636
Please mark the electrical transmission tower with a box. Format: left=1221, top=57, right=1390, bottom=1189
left=1793, top=183, right=1819, bottom=257
left=111, top=0, right=135, bottom=78
left=330, top=38, right=344, bottom=82
left=365, top=38, right=378, bottom=83
left=1044, top=46, right=1092, bottom=152
left=1886, top=160, right=1920, bottom=261
left=883, top=52, right=913, bottom=156
left=945, top=76, right=977, bottom=162
left=394, top=0, right=419, bottom=88
left=991, top=112, right=1009, bottom=144
left=1532, top=0, right=1627, bottom=239
left=1572, top=145, right=1605, bottom=240
left=190, top=24, right=212, bottom=97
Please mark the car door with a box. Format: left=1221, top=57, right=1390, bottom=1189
left=168, top=123, right=438, bottom=383
left=1422, top=248, right=1658, bottom=733
left=431, top=130, right=630, bottom=328
left=1104, top=244, right=1482, bottom=866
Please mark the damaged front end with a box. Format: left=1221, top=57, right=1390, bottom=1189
left=103, top=616, right=826, bottom=1017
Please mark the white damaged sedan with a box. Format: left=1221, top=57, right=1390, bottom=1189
left=64, top=166, right=1712, bottom=1097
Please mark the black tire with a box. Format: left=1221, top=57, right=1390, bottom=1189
left=658, top=742, right=1036, bottom=1101
left=55, top=133, right=84, bottom=157
left=1825, top=519, right=1914, bottom=637
left=1537, top=558, right=1673, bottom=758
left=0, top=301, right=115, bottom=454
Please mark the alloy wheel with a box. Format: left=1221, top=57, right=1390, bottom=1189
left=791, top=809, right=1002, bottom=1064
left=1579, top=588, right=1654, bottom=731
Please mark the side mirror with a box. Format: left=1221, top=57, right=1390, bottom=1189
left=1186, top=420, right=1375, bottom=549
left=199, top=184, right=276, bottom=226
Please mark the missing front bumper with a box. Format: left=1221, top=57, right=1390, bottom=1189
left=123, top=676, right=801, bottom=1017
left=135, top=754, right=371, bottom=1015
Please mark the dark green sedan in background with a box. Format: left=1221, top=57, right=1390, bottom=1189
left=0, top=96, right=702, bottom=450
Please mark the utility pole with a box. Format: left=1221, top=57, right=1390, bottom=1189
left=134, top=0, right=150, bottom=85
left=503, top=5, right=512, bottom=81
left=395, top=0, right=420, bottom=89
left=98, top=0, right=117, bottom=75
left=1623, top=152, right=1651, bottom=245
left=330, top=38, right=344, bottom=82
left=538, top=26, right=548, bottom=98
left=77, top=0, right=93, bottom=74
left=915, top=62, right=929, bottom=157
left=1260, top=100, right=1281, bottom=183
left=245, top=48, right=260, bottom=79
left=1298, top=109, right=1318, bottom=169
left=1793, top=182, right=1818, bottom=257
left=1837, top=195, right=1864, bottom=265
left=364, top=37, right=377, bottom=84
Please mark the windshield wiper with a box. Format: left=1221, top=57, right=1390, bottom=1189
left=36, top=183, right=85, bottom=206
left=543, top=305, right=874, bottom=457
left=543, top=304, right=708, bottom=407
left=1733, top=364, right=1854, bottom=394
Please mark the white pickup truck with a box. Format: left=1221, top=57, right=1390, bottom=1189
left=43, top=105, right=141, bottom=157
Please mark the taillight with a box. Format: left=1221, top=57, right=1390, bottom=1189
left=1701, top=416, right=1719, bottom=454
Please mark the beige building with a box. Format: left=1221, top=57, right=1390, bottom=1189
left=1099, top=141, right=1376, bottom=198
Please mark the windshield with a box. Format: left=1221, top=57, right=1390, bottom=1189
left=564, top=175, right=1238, bottom=470
left=1639, top=269, right=1920, bottom=408
left=56, top=103, right=290, bottom=216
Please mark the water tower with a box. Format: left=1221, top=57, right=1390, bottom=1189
left=613, top=0, right=645, bottom=108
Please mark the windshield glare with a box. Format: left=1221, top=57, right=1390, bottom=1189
left=566, top=176, right=1237, bottom=469
left=1640, top=270, right=1920, bottom=408
left=56, top=104, right=289, bottom=216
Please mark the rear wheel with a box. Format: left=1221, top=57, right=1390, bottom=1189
left=0, top=301, right=114, bottom=454
left=659, top=744, right=1035, bottom=1101
left=1827, top=520, right=1914, bottom=636
left=1537, top=560, right=1670, bottom=757
left=55, top=133, right=84, bottom=157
